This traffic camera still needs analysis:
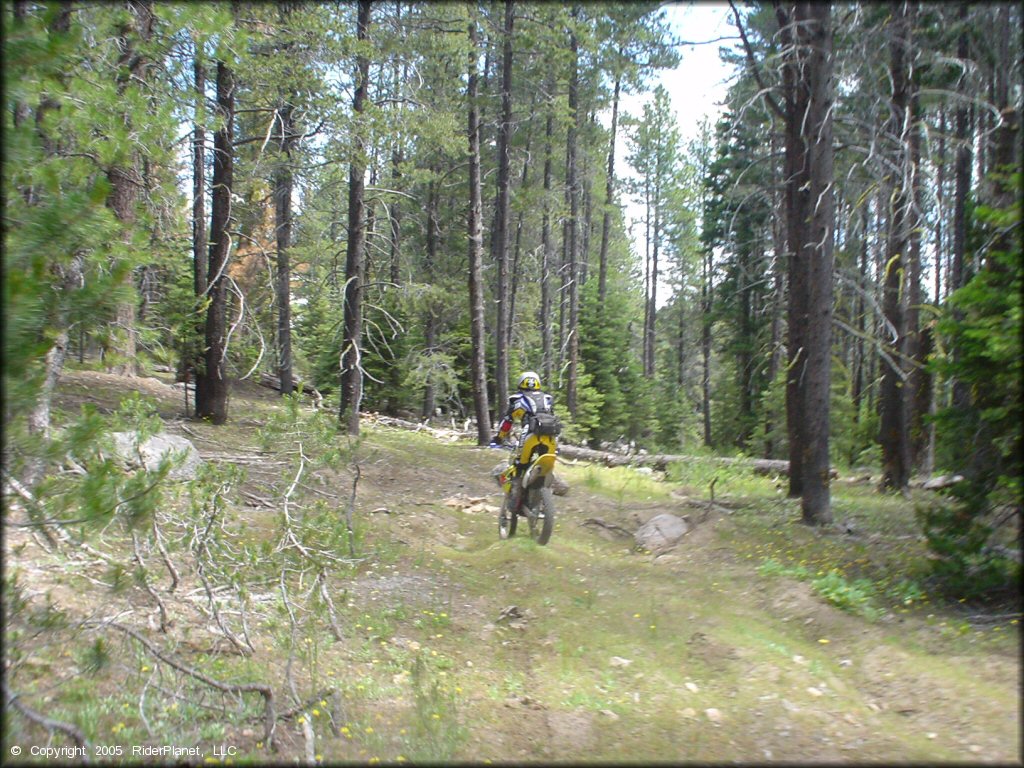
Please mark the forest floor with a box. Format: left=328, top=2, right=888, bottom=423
left=3, top=369, right=1021, bottom=764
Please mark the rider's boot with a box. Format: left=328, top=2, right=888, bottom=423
left=510, top=478, right=523, bottom=513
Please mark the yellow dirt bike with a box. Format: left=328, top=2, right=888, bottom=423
left=495, top=411, right=560, bottom=545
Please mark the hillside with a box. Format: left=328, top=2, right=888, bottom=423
left=3, top=371, right=1020, bottom=764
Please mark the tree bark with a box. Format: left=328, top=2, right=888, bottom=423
left=273, top=107, right=295, bottom=397
left=776, top=2, right=834, bottom=522
left=797, top=1, right=835, bottom=524
left=106, top=0, right=154, bottom=377
left=765, top=152, right=785, bottom=458
left=421, top=174, right=440, bottom=419
left=777, top=2, right=807, bottom=499
left=339, top=0, right=372, bottom=435
left=564, top=6, right=581, bottom=416
left=195, top=58, right=234, bottom=425
left=490, top=0, right=515, bottom=411
left=701, top=246, right=713, bottom=447
left=192, top=50, right=208, bottom=381
left=540, top=94, right=555, bottom=388
left=879, top=1, right=913, bottom=492
left=598, top=72, right=620, bottom=303
left=950, top=3, right=972, bottom=412
left=467, top=15, right=491, bottom=445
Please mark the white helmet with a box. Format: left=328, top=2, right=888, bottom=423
left=516, top=371, right=541, bottom=391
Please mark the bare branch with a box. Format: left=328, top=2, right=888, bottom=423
left=3, top=682, right=90, bottom=756
left=88, top=620, right=276, bottom=749
left=729, top=0, right=785, bottom=121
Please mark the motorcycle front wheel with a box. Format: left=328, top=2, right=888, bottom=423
left=526, top=487, right=555, bottom=545
left=498, top=492, right=518, bottom=539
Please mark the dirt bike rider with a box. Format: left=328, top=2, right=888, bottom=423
left=490, top=371, right=556, bottom=510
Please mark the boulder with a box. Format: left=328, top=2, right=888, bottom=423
left=634, top=513, right=690, bottom=552
left=110, top=432, right=203, bottom=481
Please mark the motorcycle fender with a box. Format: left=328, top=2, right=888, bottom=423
left=523, top=453, right=556, bottom=487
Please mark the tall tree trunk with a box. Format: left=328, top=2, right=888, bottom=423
left=922, top=109, right=947, bottom=476
left=491, top=0, right=514, bottom=409
left=765, top=146, right=785, bottom=458
left=467, top=14, right=492, bottom=445
left=701, top=246, right=713, bottom=447
left=579, top=111, right=594, bottom=288
left=339, top=0, right=372, bottom=434
left=737, top=238, right=754, bottom=449
left=950, top=3, right=972, bottom=412
left=645, top=178, right=660, bottom=381
left=540, top=98, right=555, bottom=387
left=274, top=101, right=296, bottom=396
left=598, top=71, right=621, bottom=304
left=777, top=1, right=834, bottom=521
left=879, top=1, right=913, bottom=492
left=851, top=206, right=869, bottom=422
left=508, top=92, right=536, bottom=353
left=195, top=59, right=234, bottom=425
left=906, top=87, right=927, bottom=471
left=388, top=1, right=405, bottom=287
left=642, top=177, right=653, bottom=378
left=21, top=3, right=74, bottom=501
left=106, top=0, right=154, bottom=377
left=421, top=174, right=440, bottom=419
left=797, top=1, right=835, bottom=524
left=191, top=49, right=207, bottom=390
left=564, top=6, right=581, bottom=415
left=777, top=2, right=807, bottom=499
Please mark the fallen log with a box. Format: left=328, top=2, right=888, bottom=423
left=259, top=372, right=319, bottom=397
left=556, top=444, right=837, bottom=479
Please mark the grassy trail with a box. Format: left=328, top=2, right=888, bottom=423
left=4, top=372, right=1018, bottom=764
left=345, top=424, right=1019, bottom=763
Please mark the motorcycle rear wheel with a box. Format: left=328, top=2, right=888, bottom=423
left=527, top=487, right=555, bottom=545
left=498, top=492, right=517, bottom=539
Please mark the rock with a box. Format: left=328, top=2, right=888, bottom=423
left=920, top=474, right=964, bottom=490
left=551, top=472, right=570, bottom=497
left=685, top=682, right=699, bottom=693
left=704, top=708, right=722, bottom=723
left=609, top=656, right=633, bottom=668
left=633, top=513, right=690, bottom=552
left=680, top=708, right=697, bottom=719
left=599, top=709, right=619, bottom=721
left=110, top=432, right=203, bottom=481
left=497, top=606, right=523, bottom=623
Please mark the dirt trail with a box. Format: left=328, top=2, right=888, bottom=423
left=10, top=370, right=1018, bottom=764
left=349, top=431, right=1020, bottom=763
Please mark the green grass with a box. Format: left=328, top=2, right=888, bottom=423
left=6, top=373, right=1018, bottom=764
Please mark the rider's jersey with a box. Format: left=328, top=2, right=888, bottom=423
left=496, top=390, right=554, bottom=441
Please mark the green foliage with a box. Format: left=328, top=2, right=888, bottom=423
left=759, top=560, right=881, bottom=620
left=922, top=168, right=1022, bottom=597
left=810, top=570, right=881, bottom=620
left=81, top=637, right=112, bottom=675
left=408, top=653, right=468, bottom=762
left=578, top=275, right=657, bottom=446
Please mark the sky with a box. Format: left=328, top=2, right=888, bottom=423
left=645, top=2, right=736, bottom=144
left=617, top=2, right=738, bottom=281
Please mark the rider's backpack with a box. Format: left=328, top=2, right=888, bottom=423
left=531, top=411, right=562, bottom=436
left=524, top=392, right=561, bottom=437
